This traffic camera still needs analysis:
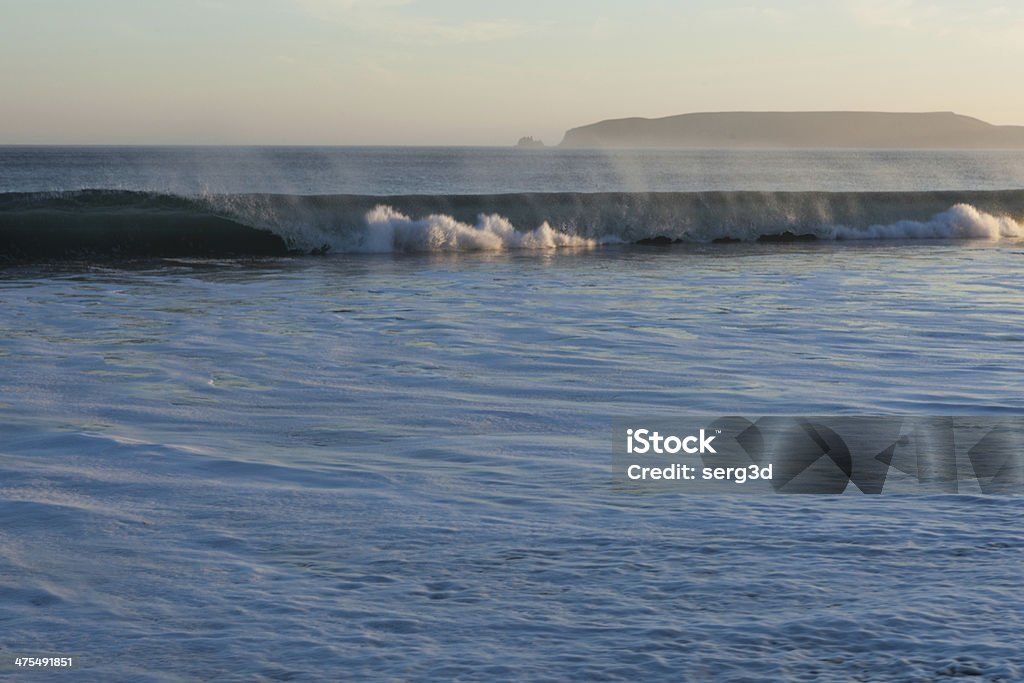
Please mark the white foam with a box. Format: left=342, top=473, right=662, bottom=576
left=829, top=203, right=1024, bottom=241
left=357, top=205, right=600, bottom=253
left=206, top=192, right=1024, bottom=252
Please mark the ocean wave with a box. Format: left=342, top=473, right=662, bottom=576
left=2, top=189, right=1023, bottom=260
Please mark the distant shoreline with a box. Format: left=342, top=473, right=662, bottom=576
left=559, top=111, right=1024, bottom=149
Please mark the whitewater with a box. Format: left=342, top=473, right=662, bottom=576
left=2, top=147, right=1024, bottom=681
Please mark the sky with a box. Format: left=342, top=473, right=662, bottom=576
left=2, top=0, right=1024, bottom=145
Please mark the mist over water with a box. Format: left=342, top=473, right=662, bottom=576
left=6, top=146, right=1024, bottom=195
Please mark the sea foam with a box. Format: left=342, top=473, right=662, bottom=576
left=358, top=205, right=601, bottom=252
left=829, top=203, right=1024, bottom=241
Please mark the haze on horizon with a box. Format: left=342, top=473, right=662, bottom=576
left=3, top=0, right=1024, bottom=146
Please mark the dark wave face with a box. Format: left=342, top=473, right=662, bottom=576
left=2, top=188, right=1024, bottom=261
left=0, top=191, right=290, bottom=261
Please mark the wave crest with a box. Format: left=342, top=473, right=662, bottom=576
left=829, top=203, right=1023, bottom=241
left=205, top=190, right=1024, bottom=252
left=359, top=205, right=600, bottom=252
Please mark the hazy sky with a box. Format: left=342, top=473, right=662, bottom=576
left=3, top=0, right=1024, bottom=145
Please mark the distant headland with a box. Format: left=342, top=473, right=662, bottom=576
left=558, top=111, right=1024, bottom=149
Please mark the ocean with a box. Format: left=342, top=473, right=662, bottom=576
left=2, top=147, right=1023, bottom=681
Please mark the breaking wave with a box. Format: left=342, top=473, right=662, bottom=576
left=358, top=205, right=600, bottom=252
left=2, top=189, right=1023, bottom=260
left=827, top=203, right=1023, bottom=240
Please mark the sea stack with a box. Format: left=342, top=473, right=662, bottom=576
left=516, top=136, right=545, bottom=148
